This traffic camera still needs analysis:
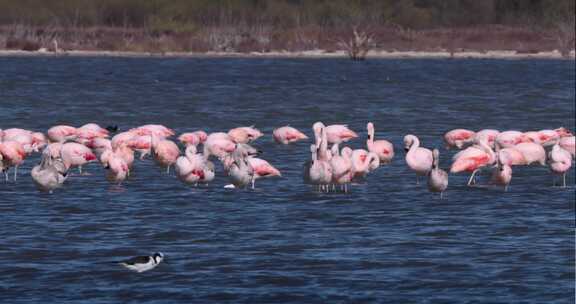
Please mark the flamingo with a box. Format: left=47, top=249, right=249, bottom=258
left=227, top=144, right=255, bottom=189
left=203, top=132, right=237, bottom=160
left=0, top=141, right=27, bottom=181
left=175, top=145, right=215, bottom=186
left=3, top=128, right=46, bottom=153
left=491, top=151, right=512, bottom=191
left=526, top=127, right=573, bottom=146
left=178, top=131, right=207, bottom=147
left=428, top=149, right=448, bottom=198
left=273, top=126, right=308, bottom=144
left=247, top=157, right=281, bottom=189
left=514, top=142, right=546, bottom=166
left=60, top=142, right=97, bottom=174
left=366, top=122, right=394, bottom=163
left=404, top=134, right=433, bottom=184
left=548, top=143, right=572, bottom=187
left=559, top=136, right=575, bottom=159
left=444, top=129, right=476, bottom=149
left=104, top=153, right=129, bottom=184
left=495, top=131, right=525, bottom=148
left=228, top=126, right=263, bottom=144
left=31, top=154, right=68, bottom=192
left=47, top=125, right=78, bottom=142
left=130, top=124, right=175, bottom=138
left=450, top=135, right=496, bottom=186
left=475, top=129, right=500, bottom=148
left=151, top=135, right=180, bottom=174
left=497, top=146, right=527, bottom=166
left=307, top=144, right=326, bottom=191
left=350, top=149, right=380, bottom=180
left=86, top=137, right=112, bottom=159
left=330, top=143, right=353, bottom=192
left=75, top=123, right=109, bottom=145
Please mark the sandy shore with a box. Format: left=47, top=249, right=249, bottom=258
left=0, top=48, right=574, bottom=59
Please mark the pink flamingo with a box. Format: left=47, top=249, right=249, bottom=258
left=47, top=125, right=78, bottom=142
left=203, top=132, right=237, bottom=159
left=60, top=142, right=97, bottom=174
left=475, top=129, right=500, bottom=148
left=247, top=157, right=281, bottom=189
left=330, top=143, right=353, bottom=192
left=178, top=130, right=208, bottom=147
left=324, top=124, right=358, bottom=145
left=496, top=145, right=527, bottom=166
left=175, top=145, right=215, bottom=186
left=273, top=126, right=308, bottom=144
left=444, top=129, right=476, bottom=149
left=151, top=135, right=180, bottom=174
left=428, top=149, right=449, bottom=198
left=495, top=131, right=524, bottom=148
left=3, top=128, right=46, bottom=153
left=548, top=143, right=572, bottom=187
left=125, top=135, right=152, bottom=160
left=367, top=122, right=394, bottom=163
left=350, top=149, right=380, bottom=180
left=130, top=124, right=175, bottom=138
left=104, top=154, right=129, bottom=184
left=404, top=134, right=433, bottom=184
left=559, top=136, right=575, bottom=159
left=0, top=141, right=26, bottom=181
left=86, top=137, right=112, bottom=159
left=228, top=126, right=264, bottom=144
left=514, top=142, right=546, bottom=166
left=491, top=151, right=512, bottom=191
left=451, top=135, right=496, bottom=186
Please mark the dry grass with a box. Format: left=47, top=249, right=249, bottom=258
left=0, top=24, right=572, bottom=56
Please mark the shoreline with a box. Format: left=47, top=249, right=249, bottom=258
left=0, top=49, right=574, bottom=60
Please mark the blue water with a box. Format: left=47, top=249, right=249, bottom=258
left=0, top=56, right=574, bottom=303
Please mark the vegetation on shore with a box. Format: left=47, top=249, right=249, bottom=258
left=0, top=0, right=574, bottom=58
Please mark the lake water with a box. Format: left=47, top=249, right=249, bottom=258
left=0, top=56, right=574, bottom=303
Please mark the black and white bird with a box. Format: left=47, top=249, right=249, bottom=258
left=118, top=252, right=164, bottom=273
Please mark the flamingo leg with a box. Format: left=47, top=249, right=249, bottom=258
left=78, top=166, right=82, bottom=175
left=14, top=166, right=18, bottom=181
left=4, top=170, right=8, bottom=182
left=251, top=178, right=255, bottom=190
left=563, top=173, right=566, bottom=188
left=166, top=166, right=170, bottom=174
left=440, top=192, right=443, bottom=199
left=467, top=169, right=479, bottom=186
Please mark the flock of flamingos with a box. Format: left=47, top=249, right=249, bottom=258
left=0, top=122, right=574, bottom=196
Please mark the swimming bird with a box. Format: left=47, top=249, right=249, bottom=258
left=428, top=149, right=448, bottom=198
left=119, top=252, right=164, bottom=273
left=404, top=134, right=433, bottom=184
left=366, top=122, right=394, bottom=163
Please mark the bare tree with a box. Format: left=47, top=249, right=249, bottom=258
left=554, top=16, right=575, bottom=58
left=338, top=26, right=374, bottom=61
